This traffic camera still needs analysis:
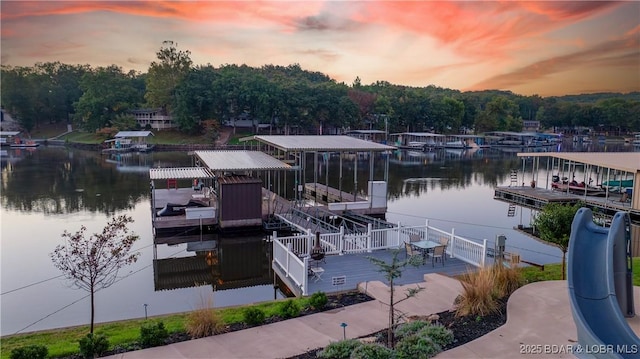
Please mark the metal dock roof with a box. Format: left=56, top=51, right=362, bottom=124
left=149, top=167, right=214, bottom=180
left=115, top=131, right=154, bottom=138
left=517, top=152, right=640, bottom=174
left=245, top=135, right=396, bottom=151
left=194, top=150, right=291, bottom=171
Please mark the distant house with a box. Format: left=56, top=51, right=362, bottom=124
left=131, top=108, right=174, bottom=130
left=522, top=120, right=540, bottom=132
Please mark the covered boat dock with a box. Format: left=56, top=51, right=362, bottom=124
left=150, top=150, right=292, bottom=236
left=241, top=135, right=396, bottom=217
left=494, top=152, right=640, bottom=254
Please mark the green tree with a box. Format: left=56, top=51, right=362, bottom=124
left=145, top=41, right=192, bottom=113
left=532, top=203, right=582, bottom=279
left=110, top=113, right=138, bottom=131
left=173, top=65, right=219, bottom=134
left=74, top=66, right=143, bottom=131
left=367, top=250, right=423, bottom=348
left=50, top=215, right=140, bottom=334
left=475, top=96, right=523, bottom=132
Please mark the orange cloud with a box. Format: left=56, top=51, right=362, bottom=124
left=467, top=31, right=640, bottom=92
left=347, top=1, right=624, bottom=60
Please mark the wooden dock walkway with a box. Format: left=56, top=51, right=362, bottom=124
left=304, top=183, right=366, bottom=204
left=494, top=186, right=639, bottom=223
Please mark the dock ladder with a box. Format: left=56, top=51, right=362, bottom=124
left=509, top=170, right=518, bottom=187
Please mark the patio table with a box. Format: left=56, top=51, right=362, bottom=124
left=411, top=240, right=440, bottom=260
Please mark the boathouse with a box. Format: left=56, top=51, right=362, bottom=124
left=494, top=152, right=640, bottom=254
left=149, top=150, right=292, bottom=237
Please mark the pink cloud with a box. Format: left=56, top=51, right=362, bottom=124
left=467, top=31, right=640, bottom=92
left=347, top=1, right=624, bottom=59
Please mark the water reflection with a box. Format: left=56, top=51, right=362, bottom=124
left=153, top=234, right=274, bottom=292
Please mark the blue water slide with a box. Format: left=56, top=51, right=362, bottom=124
left=568, top=208, right=639, bottom=359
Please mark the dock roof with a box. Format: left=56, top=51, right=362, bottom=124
left=0, top=131, right=21, bottom=137
left=115, top=131, right=154, bottom=138
left=194, top=150, right=291, bottom=171
left=244, top=135, right=396, bottom=151
left=390, top=132, right=445, bottom=137
left=517, top=152, right=640, bottom=173
left=149, top=167, right=214, bottom=180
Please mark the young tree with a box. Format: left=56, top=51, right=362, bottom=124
left=50, top=215, right=140, bottom=333
left=367, top=249, right=423, bottom=348
left=532, top=202, right=582, bottom=279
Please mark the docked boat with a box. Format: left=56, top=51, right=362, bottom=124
left=10, top=139, right=40, bottom=148
left=1, top=131, right=40, bottom=148
left=551, top=181, right=606, bottom=196
left=102, top=130, right=155, bottom=154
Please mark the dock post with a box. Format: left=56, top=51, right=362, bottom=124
left=424, top=219, right=429, bottom=240
left=481, top=239, right=488, bottom=267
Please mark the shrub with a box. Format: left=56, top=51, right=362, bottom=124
left=308, top=291, right=328, bottom=310
left=418, top=324, right=454, bottom=348
left=395, top=335, right=441, bottom=359
left=317, top=339, right=362, bottom=359
left=243, top=307, right=266, bottom=326
left=139, top=321, right=169, bottom=348
left=186, top=293, right=224, bottom=338
left=279, top=299, right=301, bottom=319
left=493, top=265, right=524, bottom=298
left=186, top=308, right=224, bottom=338
left=455, top=267, right=499, bottom=317
left=79, top=333, right=109, bottom=359
left=9, top=344, right=48, bottom=359
left=349, top=343, right=394, bottom=359
left=394, top=320, right=431, bottom=341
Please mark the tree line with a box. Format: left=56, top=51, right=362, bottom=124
left=2, top=42, right=639, bottom=136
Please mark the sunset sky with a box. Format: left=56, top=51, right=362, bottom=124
left=1, top=1, right=639, bottom=96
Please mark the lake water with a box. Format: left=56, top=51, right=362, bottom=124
left=1, top=142, right=635, bottom=335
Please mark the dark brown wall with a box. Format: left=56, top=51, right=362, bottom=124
left=218, top=176, right=262, bottom=221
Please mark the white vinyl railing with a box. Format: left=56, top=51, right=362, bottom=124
left=273, top=238, right=309, bottom=295
left=272, top=220, right=488, bottom=295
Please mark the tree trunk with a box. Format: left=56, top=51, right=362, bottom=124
left=388, top=278, right=394, bottom=348
left=90, top=284, right=95, bottom=334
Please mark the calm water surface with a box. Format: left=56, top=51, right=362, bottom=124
left=1, top=143, right=635, bottom=335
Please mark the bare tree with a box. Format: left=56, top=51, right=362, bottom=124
left=367, top=249, right=423, bottom=348
left=50, top=215, right=140, bottom=333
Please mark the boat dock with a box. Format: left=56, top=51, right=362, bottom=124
left=504, top=152, right=640, bottom=221
left=150, top=136, right=395, bottom=237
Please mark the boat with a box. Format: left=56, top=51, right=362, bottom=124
left=601, top=179, right=634, bottom=192
left=1, top=131, right=40, bottom=148
left=10, top=139, right=40, bottom=148
left=551, top=181, right=606, bottom=196
left=391, top=132, right=445, bottom=151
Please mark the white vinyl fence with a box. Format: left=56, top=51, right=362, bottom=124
left=272, top=220, right=488, bottom=295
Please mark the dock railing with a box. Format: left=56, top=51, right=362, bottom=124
left=273, top=238, right=309, bottom=295
left=272, top=220, right=488, bottom=295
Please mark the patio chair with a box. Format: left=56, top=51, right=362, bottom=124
left=439, top=237, right=450, bottom=262
left=427, top=245, right=446, bottom=267
left=409, top=234, right=421, bottom=242
left=405, top=242, right=423, bottom=263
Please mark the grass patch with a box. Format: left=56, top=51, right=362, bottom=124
left=0, top=297, right=316, bottom=359
left=28, top=123, right=69, bottom=139
left=521, top=258, right=640, bottom=286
